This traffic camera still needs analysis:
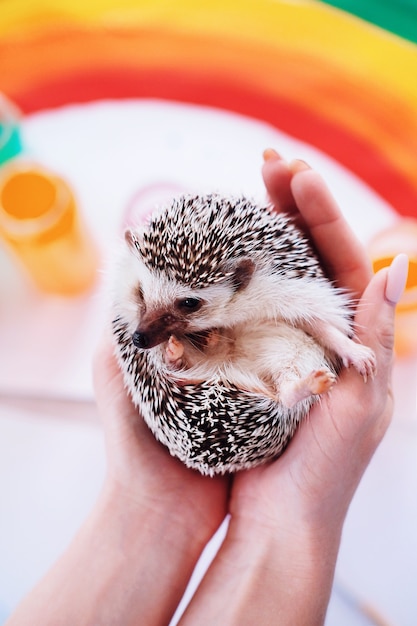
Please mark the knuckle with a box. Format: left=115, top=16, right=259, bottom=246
left=374, top=318, right=395, bottom=353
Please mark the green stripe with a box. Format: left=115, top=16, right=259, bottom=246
left=319, top=0, right=417, bottom=44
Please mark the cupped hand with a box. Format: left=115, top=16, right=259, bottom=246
left=93, top=152, right=406, bottom=547
left=229, top=152, right=407, bottom=537
left=93, top=330, right=229, bottom=539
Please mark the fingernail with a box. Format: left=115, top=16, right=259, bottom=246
left=385, top=253, right=409, bottom=305
left=289, top=159, right=311, bottom=174
left=263, top=148, right=282, bottom=162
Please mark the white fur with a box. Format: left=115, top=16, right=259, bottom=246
left=115, top=245, right=376, bottom=406
left=168, top=321, right=335, bottom=406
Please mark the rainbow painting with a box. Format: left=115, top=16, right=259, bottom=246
left=1, top=0, right=417, bottom=219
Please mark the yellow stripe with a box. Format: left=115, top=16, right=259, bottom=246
left=1, top=0, right=417, bottom=139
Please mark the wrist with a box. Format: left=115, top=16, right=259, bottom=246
left=8, top=478, right=210, bottom=626
left=180, top=513, right=341, bottom=626
left=227, top=510, right=342, bottom=577
left=223, top=515, right=341, bottom=626
left=99, top=477, right=213, bottom=556
left=17, top=482, right=212, bottom=626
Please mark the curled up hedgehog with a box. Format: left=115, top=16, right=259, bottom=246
left=112, top=193, right=376, bottom=476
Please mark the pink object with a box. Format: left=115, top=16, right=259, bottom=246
left=123, top=182, right=187, bottom=229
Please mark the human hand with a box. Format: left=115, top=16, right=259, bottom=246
left=93, top=330, right=228, bottom=541
left=230, top=150, right=407, bottom=540
left=178, top=152, right=408, bottom=626
left=6, top=334, right=228, bottom=626
left=86, top=332, right=229, bottom=625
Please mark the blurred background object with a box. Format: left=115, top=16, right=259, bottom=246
left=0, top=95, right=22, bottom=166
left=0, top=161, right=99, bottom=295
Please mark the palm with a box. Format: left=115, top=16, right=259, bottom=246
left=230, top=353, right=393, bottom=532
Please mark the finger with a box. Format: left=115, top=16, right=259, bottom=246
left=355, top=254, right=409, bottom=361
left=261, top=149, right=298, bottom=215
left=290, top=160, right=373, bottom=297
left=335, top=255, right=408, bottom=445
left=303, top=258, right=407, bottom=471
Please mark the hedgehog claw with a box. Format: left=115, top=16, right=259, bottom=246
left=342, top=344, right=377, bottom=382
left=279, top=368, right=336, bottom=408
left=164, top=335, right=185, bottom=368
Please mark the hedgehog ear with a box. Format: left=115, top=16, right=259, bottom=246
left=229, top=258, right=255, bottom=291
left=125, top=228, right=143, bottom=253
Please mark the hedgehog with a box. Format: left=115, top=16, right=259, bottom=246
left=112, top=193, right=376, bottom=476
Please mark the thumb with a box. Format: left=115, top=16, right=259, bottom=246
left=355, top=253, right=409, bottom=365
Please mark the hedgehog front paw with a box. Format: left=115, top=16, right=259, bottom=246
left=342, top=343, right=377, bottom=382
left=164, top=335, right=185, bottom=369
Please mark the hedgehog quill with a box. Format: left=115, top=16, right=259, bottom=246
left=112, top=193, right=376, bottom=475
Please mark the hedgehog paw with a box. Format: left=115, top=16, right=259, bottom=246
left=342, top=343, right=377, bottom=382
left=164, top=335, right=185, bottom=369
left=279, top=368, right=336, bottom=408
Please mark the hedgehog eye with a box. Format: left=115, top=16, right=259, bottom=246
left=176, top=297, right=203, bottom=312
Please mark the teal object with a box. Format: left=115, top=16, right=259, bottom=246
left=0, top=94, right=23, bottom=165
left=0, top=122, right=22, bottom=165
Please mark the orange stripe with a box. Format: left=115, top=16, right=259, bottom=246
left=1, top=26, right=417, bottom=217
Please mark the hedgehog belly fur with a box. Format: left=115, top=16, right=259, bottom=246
left=113, top=317, right=317, bottom=475
left=112, top=192, right=355, bottom=475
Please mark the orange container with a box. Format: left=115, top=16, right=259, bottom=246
left=0, top=162, right=99, bottom=295
left=368, top=219, right=417, bottom=357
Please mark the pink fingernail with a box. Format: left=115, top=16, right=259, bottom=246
left=385, top=253, right=409, bottom=305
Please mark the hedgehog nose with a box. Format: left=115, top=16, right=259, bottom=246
left=132, top=331, right=150, bottom=349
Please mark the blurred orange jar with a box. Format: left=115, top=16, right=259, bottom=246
left=0, top=162, right=99, bottom=295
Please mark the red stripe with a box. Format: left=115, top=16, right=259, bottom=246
left=12, top=67, right=417, bottom=218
